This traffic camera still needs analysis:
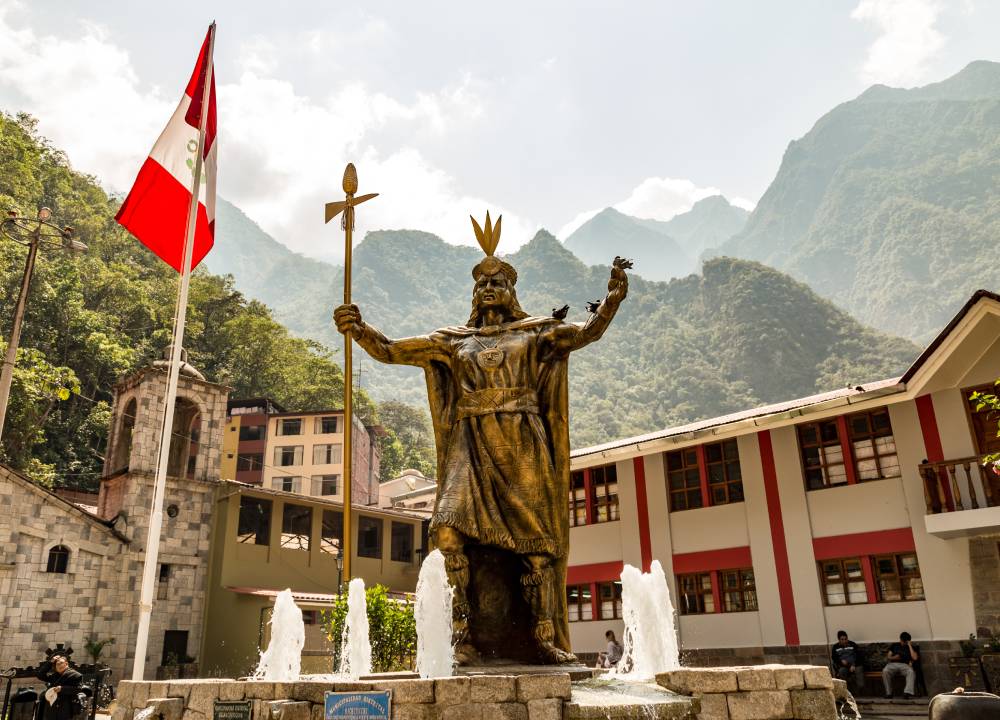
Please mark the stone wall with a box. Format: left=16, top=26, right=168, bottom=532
left=115, top=675, right=573, bottom=720
left=656, top=666, right=843, bottom=720
left=680, top=641, right=963, bottom=697
left=970, top=534, right=1000, bottom=637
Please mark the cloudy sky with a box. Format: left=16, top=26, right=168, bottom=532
left=0, top=0, right=997, bottom=262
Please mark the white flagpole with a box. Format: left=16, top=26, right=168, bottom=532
left=131, top=23, right=216, bottom=682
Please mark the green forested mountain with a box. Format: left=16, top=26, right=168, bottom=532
left=562, top=196, right=748, bottom=282
left=208, top=208, right=919, bottom=448
left=0, top=113, right=381, bottom=490
left=719, top=60, right=1000, bottom=343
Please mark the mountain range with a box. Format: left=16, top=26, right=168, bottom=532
left=719, top=60, right=1000, bottom=343
left=564, top=195, right=749, bottom=280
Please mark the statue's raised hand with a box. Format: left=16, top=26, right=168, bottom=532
left=334, top=303, right=365, bottom=339
left=607, top=256, right=632, bottom=303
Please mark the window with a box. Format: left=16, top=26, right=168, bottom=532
left=569, top=471, right=587, bottom=527
left=316, top=416, right=340, bottom=434
left=705, top=440, right=743, bottom=505
left=358, top=516, right=383, bottom=559
left=281, top=504, right=312, bottom=550
left=40, top=610, right=60, bottom=623
left=236, top=454, right=263, bottom=472
left=820, top=558, right=868, bottom=605
left=667, top=449, right=703, bottom=511
left=848, top=409, right=900, bottom=481
left=677, top=573, right=714, bottom=615
left=312, top=475, right=339, bottom=496
left=239, top=425, right=265, bottom=441
left=237, top=496, right=272, bottom=545
left=798, top=420, right=847, bottom=489
left=598, top=581, right=623, bottom=619
left=873, top=553, right=924, bottom=602
left=158, top=564, right=171, bottom=600
left=719, top=569, right=757, bottom=612
left=321, top=510, right=343, bottom=556
left=46, top=545, right=69, bottom=573
left=277, top=418, right=302, bottom=436
left=162, top=630, right=189, bottom=666
left=301, top=610, right=320, bottom=625
left=391, top=522, right=414, bottom=562
left=313, top=443, right=343, bottom=465
left=566, top=585, right=593, bottom=622
left=591, top=464, right=619, bottom=522
left=274, top=446, right=303, bottom=467
left=273, top=476, right=299, bottom=493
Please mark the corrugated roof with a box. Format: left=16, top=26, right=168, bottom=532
left=219, top=479, right=428, bottom=521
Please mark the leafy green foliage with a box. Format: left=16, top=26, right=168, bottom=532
left=970, top=380, right=1000, bottom=467
left=322, top=584, right=416, bottom=672
left=721, top=60, right=1000, bottom=343
left=0, top=113, right=376, bottom=489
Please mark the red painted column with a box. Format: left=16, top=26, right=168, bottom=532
left=758, top=429, right=800, bottom=646
left=633, top=457, right=653, bottom=572
left=915, top=394, right=955, bottom=511
left=836, top=415, right=859, bottom=485
left=696, top=445, right=711, bottom=507
left=590, top=581, right=601, bottom=622
left=861, top=556, right=878, bottom=604
left=584, top=467, right=596, bottom=524
left=710, top=571, right=723, bottom=614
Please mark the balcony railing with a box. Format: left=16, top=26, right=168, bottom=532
left=920, top=455, right=999, bottom=514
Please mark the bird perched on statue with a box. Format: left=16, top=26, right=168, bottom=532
left=551, top=304, right=570, bottom=320
left=585, top=300, right=601, bottom=314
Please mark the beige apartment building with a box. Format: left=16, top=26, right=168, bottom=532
left=564, top=290, right=1000, bottom=694
left=259, top=410, right=382, bottom=505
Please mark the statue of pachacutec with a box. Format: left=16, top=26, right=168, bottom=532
left=335, top=213, right=629, bottom=664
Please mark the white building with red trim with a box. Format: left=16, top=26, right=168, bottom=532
left=565, top=290, right=1000, bottom=693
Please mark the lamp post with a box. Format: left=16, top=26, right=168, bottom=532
left=0, top=207, right=87, bottom=442
left=336, top=548, right=344, bottom=594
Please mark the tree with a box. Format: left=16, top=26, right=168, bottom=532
left=376, top=401, right=435, bottom=481
left=971, top=381, right=1000, bottom=467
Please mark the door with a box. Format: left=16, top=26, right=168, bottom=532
left=964, top=385, right=1000, bottom=455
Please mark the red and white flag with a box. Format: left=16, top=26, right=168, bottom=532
left=116, top=25, right=217, bottom=272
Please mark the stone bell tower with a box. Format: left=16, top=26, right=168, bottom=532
left=94, top=347, right=229, bottom=677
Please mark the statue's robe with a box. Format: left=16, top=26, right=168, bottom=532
left=357, top=309, right=619, bottom=660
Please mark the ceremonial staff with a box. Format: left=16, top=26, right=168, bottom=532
left=325, top=163, right=377, bottom=585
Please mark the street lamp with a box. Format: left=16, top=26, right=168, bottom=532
left=336, top=548, right=344, bottom=593
left=0, top=207, right=87, bottom=442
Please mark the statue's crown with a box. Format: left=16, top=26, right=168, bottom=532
left=470, top=211, right=517, bottom=283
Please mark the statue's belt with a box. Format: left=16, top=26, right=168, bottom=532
left=455, top=387, right=539, bottom=420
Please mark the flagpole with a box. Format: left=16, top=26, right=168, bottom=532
left=131, top=22, right=216, bottom=682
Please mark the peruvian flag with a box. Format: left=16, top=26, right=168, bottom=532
left=117, top=25, right=217, bottom=272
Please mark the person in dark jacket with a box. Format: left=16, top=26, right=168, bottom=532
left=38, top=655, right=83, bottom=720
left=831, top=630, right=865, bottom=692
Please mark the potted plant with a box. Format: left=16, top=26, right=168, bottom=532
left=84, top=637, right=114, bottom=668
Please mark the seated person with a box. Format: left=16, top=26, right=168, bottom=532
left=597, top=630, right=624, bottom=669
left=36, top=655, right=83, bottom=720
left=830, top=630, right=864, bottom=691
left=882, top=631, right=919, bottom=699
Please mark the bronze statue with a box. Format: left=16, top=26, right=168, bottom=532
left=334, top=212, right=629, bottom=665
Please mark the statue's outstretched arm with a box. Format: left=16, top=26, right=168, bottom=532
left=334, top=304, right=449, bottom=366
left=542, top=257, right=630, bottom=354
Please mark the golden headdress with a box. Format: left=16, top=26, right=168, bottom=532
left=471, top=211, right=518, bottom=284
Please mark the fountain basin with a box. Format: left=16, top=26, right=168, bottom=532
left=566, top=680, right=698, bottom=719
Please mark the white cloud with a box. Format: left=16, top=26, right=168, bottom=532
left=0, top=4, right=534, bottom=261
left=556, top=176, right=755, bottom=239
left=851, top=0, right=946, bottom=86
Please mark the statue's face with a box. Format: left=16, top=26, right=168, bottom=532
left=473, top=271, right=513, bottom=314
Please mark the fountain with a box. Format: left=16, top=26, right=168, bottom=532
left=614, top=560, right=680, bottom=679
left=252, top=589, right=304, bottom=681
left=336, top=577, right=372, bottom=680
left=414, top=549, right=454, bottom=678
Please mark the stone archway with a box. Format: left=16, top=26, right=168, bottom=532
left=110, top=397, right=138, bottom=473
left=167, top=396, right=202, bottom=478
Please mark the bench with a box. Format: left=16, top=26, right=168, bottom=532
left=845, top=642, right=926, bottom=697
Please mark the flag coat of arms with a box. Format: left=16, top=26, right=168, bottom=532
left=116, top=26, right=217, bottom=272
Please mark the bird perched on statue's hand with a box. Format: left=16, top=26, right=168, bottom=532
left=552, top=304, right=570, bottom=320
left=585, top=300, right=601, bottom=314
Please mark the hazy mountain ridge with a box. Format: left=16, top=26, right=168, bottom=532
left=209, top=214, right=918, bottom=447
left=719, top=60, right=1000, bottom=342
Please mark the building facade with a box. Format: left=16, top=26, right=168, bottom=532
left=565, top=291, right=1000, bottom=693
left=378, top=469, right=436, bottom=514
left=220, top=398, right=286, bottom=485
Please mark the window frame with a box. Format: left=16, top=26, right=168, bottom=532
left=280, top=503, right=312, bottom=551
left=237, top=496, right=272, bottom=545
left=569, top=470, right=588, bottom=527
left=277, top=418, right=303, bottom=436
left=45, top=545, right=70, bottom=574
left=846, top=408, right=900, bottom=482
left=872, top=552, right=924, bottom=603
left=312, top=443, right=343, bottom=466
left=236, top=453, right=263, bottom=472
left=358, top=516, right=384, bottom=559
left=677, top=572, right=715, bottom=615
left=320, top=510, right=343, bottom=556
left=590, top=464, right=620, bottom=523
left=819, top=557, right=868, bottom=606
left=275, top=445, right=303, bottom=467
left=597, top=581, right=623, bottom=620
left=666, top=448, right=704, bottom=512
left=566, top=584, right=593, bottom=622
left=390, top=521, right=415, bottom=563
left=718, top=567, right=757, bottom=613
left=316, top=416, right=340, bottom=435
left=705, top=439, right=744, bottom=506
left=797, top=420, right=848, bottom=490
